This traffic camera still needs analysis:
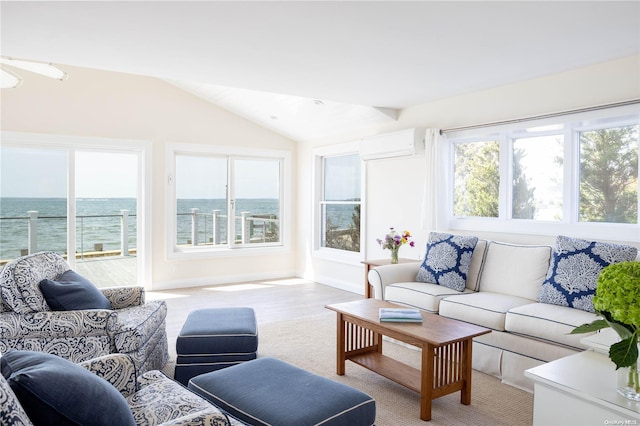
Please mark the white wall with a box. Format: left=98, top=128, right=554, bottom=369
left=2, top=56, right=638, bottom=294
left=298, top=55, right=640, bottom=294
left=1, top=64, right=298, bottom=290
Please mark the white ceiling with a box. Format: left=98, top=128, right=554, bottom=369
left=2, top=1, right=639, bottom=141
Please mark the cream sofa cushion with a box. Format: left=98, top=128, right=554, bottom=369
left=478, top=242, right=552, bottom=301
left=385, top=282, right=474, bottom=313
left=466, top=240, right=487, bottom=291
left=505, top=302, right=599, bottom=349
left=439, top=292, right=534, bottom=331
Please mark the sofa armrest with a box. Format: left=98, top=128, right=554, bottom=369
left=0, top=310, right=117, bottom=339
left=101, top=286, right=145, bottom=309
left=368, top=263, right=421, bottom=299
left=80, top=353, right=138, bottom=397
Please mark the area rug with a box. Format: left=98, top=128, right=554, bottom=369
left=256, top=312, right=533, bottom=426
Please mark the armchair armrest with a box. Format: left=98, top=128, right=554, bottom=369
left=158, top=410, right=231, bottom=426
left=80, top=353, right=138, bottom=397
left=368, top=263, right=421, bottom=299
left=0, top=310, right=117, bottom=340
left=101, top=286, right=145, bottom=309
left=111, top=300, right=167, bottom=353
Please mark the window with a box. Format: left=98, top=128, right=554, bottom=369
left=512, top=133, right=564, bottom=221
left=175, top=155, right=228, bottom=246
left=0, top=146, right=68, bottom=259
left=233, top=158, right=281, bottom=246
left=445, top=105, right=639, bottom=241
left=75, top=151, right=138, bottom=258
left=453, top=140, right=499, bottom=218
left=0, top=132, right=149, bottom=287
left=312, top=142, right=364, bottom=261
left=168, top=144, right=289, bottom=257
left=578, top=123, right=638, bottom=224
left=321, top=154, right=361, bottom=252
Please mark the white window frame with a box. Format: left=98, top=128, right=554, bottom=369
left=0, top=131, right=152, bottom=287
left=444, top=104, right=640, bottom=243
left=312, top=141, right=366, bottom=264
left=166, top=143, right=291, bottom=259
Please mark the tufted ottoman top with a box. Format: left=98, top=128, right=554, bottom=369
left=177, top=308, right=258, bottom=356
left=188, top=357, right=376, bottom=426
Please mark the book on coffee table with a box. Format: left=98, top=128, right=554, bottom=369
left=379, top=308, right=422, bottom=322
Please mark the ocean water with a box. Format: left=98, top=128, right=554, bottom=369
left=0, top=197, right=280, bottom=260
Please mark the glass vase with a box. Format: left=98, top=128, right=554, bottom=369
left=390, top=249, right=399, bottom=264
left=617, top=360, right=640, bottom=401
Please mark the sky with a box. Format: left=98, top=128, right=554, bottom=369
left=1, top=147, right=279, bottom=199
left=1, top=147, right=137, bottom=198
left=323, top=154, right=360, bottom=201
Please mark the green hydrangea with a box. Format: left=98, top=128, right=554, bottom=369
left=593, top=261, right=640, bottom=328
left=574, top=261, right=640, bottom=372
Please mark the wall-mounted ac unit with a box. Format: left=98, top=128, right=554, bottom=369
left=359, top=128, right=426, bottom=161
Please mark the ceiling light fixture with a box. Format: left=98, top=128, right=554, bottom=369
left=0, top=57, right=68, bottom=89
left=313, top=100, right=324, bottom=106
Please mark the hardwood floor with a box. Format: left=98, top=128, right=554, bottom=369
left=76, top=255, right=363, bottom=355
left=146, top=278, right=362, bottom=357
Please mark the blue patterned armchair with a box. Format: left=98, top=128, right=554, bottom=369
left=1, top=351, right=233, bottom=425
left=0, top=252, right=168, bottom=373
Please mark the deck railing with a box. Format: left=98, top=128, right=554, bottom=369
left=180, top=208, right=279, bottom=246
left=0, top=210, right=136, bottom=263
left=0, top=209, right=279, bottom=263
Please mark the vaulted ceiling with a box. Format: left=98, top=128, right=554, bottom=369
left=2, top=1, right=639, bottom=141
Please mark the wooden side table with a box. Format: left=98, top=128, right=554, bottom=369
left=361, top=258, right=420, bottom=298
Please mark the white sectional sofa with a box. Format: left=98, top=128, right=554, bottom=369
left=368, top=235, right=639, bottom=392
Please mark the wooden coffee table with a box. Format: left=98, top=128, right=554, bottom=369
left=325, top=299, right=491, bottom=421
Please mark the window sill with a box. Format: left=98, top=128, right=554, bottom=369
left=167, top=244, right=289, bottom=260
left=312, top=247, right=363, bottom=265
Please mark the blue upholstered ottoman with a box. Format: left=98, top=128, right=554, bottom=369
left=188, top=357, right=376, bottom=426
left=174, top=307, right=258, bottom=385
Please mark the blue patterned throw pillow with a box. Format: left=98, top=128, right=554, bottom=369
left=416, top=232, right=479, bottom=291
left=539, top=235, right=638, bottom=312
left=1, top=350, right=135, bottom=426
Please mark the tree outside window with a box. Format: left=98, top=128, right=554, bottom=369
left=579, top=125, right=639, bottom=224
left=453, top=140, right=500, bottom=217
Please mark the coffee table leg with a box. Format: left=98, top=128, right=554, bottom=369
left=336, top=313, right=346, bottom=375
left=420, top=344, right=434, bottom=421
left=461, top=339, right=472, bottom=405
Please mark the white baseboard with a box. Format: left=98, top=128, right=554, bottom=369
left=308, top=273, right=362, bottom=295
left=150, top=269, right=298, bottom=291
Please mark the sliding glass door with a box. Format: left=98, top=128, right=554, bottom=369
left=73, top=151, right=139, bottom=286
left=0, top=146, right=68, bottom=259
left=0, top=135, right=146, bottom=288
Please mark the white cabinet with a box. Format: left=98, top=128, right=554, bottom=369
left=525, top=351, right=640, bottom=425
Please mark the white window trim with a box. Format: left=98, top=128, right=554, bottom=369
left=0, top=131, right=152, bottom=287
left=444, top=105, right=640, bottom=243
left=165, top=142, right=291, bottom=260
left=312, top=141, right=366, bottom=264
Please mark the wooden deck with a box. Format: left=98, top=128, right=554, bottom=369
left=74, top=255, right=138, bottom=288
